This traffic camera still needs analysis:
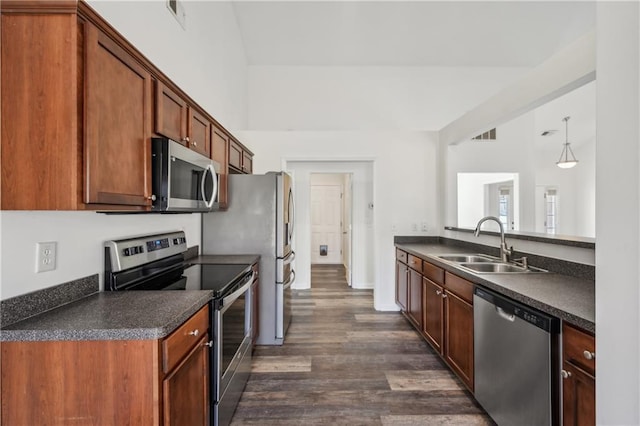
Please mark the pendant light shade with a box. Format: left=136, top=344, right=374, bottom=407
left=556, top=116, right=578, bottom=169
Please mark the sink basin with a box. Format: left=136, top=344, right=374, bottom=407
left=437, top=254, right=498, bottom=263
left=459, top=262, right=547, bottom=274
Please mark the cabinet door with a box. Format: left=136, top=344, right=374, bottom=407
left=229, top=140, right=243, bottom=171
left=155, top=82, right=187, bottom=143
left=408, top=269, right=423, bottom=328
left=395, top=261, right=408, bottom=311
left=188, top=107, right=210, bottom=157
left=444, top=291, right=474, bottom=390
left=163, top=336, right=209, bottom=426
left=84, top=23, right=152, bottom=207
left=562, top=362, right=595, bottom=426
left=423, top=277, right=444, bottom=354
left=211, top=126, right=229, bottom=208
left=242, top=151, right=253, bottom=174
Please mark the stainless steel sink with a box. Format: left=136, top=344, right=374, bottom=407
left=459, top=262, right=547, bottom=274
left=437, top=254, right=499, bottom=263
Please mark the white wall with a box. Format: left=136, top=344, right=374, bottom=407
left=595, top=2, right=640, bottom=424
left=0, top=212, right=201, bottom=300
left=247, top=66, right=527, bottom=131
left=236, top=130, right=439, bottom=311
left=87, top=0, right=248, bottom=130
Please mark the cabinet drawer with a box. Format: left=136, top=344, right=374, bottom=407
left=163, top=304, right=210, bottom=374
left=407, top=254, right=422, bottom=272
left=563, top=322, right=595, bottom=376
left=396, top=249, right=408, bottom=264
left=423, top=261, right=444, bottom=286
left=444, top=272, right=474, bottom=304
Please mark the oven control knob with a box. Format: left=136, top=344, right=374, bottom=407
left=204, top=340, right=214, bottom=347
left=189, top=329, right=200, bottom=337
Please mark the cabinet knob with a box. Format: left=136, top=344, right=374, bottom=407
left=189, top=329, right=200, bottom=337
left=183, top=137, right=190, bottom=143
left=147, top=195, right=156, bottom=201
left=192, top=141, right=197, bottom=146
left=436, top=290, right=442, bottom=295
left=442, top=293, right=447, bottom=299
left=583, top=350, right=595, bottom=360
left=561, top=369, right=572, bottom=379
left=204, top=340, right=213, bottom=347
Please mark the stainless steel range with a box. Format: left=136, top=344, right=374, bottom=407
left=104, top=231, right=254, bottom=426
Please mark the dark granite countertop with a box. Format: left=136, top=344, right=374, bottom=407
left=396, top=243, right=595, bottom=333
left=0, top=290, right=213, bottom=342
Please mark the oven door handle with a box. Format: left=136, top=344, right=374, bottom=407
left=202, top=164, right=217, bottom=209
left=283, top=269, right=295, bottom=291
left=220, top=270, right=255, bottom=308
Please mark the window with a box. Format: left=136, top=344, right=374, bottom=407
left=545, top=189, right=558, bottom=234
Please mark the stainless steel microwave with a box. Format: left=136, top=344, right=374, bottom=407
left=151, top=137, right=220, bottom=212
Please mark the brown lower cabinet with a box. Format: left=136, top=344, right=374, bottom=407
left=562, top=323, right=596, bottom=426
left=1, top=305, right=210, bottom=425
left=395, top=249, right=474, bottom=391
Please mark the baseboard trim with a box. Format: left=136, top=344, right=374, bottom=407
left=351, top=282, right=374, bottom=290
left=375, top=302, right=401, bottom=312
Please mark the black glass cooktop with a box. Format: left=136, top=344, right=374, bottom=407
left=183, top=263, right=252, bottom=298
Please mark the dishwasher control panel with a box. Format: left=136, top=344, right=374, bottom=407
left=475, top=287, right=559, bottom=333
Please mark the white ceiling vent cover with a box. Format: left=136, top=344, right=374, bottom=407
left=167, top=0, right=186, bottom=30
left=471, top=128, right=497, bottom=141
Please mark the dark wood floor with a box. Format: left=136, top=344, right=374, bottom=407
left=231, top=264, right=492, bottom=425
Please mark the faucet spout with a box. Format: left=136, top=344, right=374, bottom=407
left=474, top=216, right=512, bottom=262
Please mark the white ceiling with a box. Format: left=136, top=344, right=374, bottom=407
left=232, top=1, right=596, bottom=67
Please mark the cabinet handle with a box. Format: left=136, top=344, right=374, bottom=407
left=561, top=369, right=572, bottom=379
left=147, top=194, right=156, bottom=201
left=442, top=293, right=447, bottom=299
left=189, top=329, right=200, bottom=337
left=583, top=350, right=595, bottom=360
left=204, top=340, right=213, bottom=347
left=183, top=137, right=190, bottom=143
left=193, top=141, right=197, bottom=147
left=436, top=290, right=442, bottom=295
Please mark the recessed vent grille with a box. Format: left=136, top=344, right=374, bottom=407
left=471, top=128, right=497, bottom=141
left=166, top=0, right=186, bottom=29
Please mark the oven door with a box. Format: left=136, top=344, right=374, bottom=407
left=213, top=272, right=254, bottom=426
left=152, top=137, right=219, bottom=212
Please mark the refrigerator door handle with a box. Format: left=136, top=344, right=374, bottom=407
left=288, top=188, right=295, bottom=241
left=283, top=251, right=295, bottom=265
left=283, top=269, right=295, bottom=290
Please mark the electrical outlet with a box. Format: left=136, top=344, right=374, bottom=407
left=421, top=222, right=428, bottom=232
left=411, top=223, right=418, bottom=232
left=36, top=242, right=57, bottom=273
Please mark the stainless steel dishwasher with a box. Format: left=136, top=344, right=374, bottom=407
left=474, top=287, right=560, bottom=426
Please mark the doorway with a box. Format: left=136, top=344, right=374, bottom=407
left=283, top=160, right=374, bottom=293
left=310, top=173, right=353, bottom=285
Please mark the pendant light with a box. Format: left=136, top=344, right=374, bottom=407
left=556, top=116, right=578, bottom=169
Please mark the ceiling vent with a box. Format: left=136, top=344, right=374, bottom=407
left=167, top=0, right=186, bottom=29
left=471, top=128, right=497, bottom=141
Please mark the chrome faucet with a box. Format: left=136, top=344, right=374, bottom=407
left=474, top=216, right=512, bottom=262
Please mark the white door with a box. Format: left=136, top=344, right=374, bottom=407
left=310, top=184, right=342, bottom=264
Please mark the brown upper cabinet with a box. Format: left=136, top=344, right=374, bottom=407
left=229, top=138, right=254, bottom=174
left=84, top=22, right=153, bottom=207
left=211, top=125, right=229, bottom=208
left=155, top=82, right=211, bottom=158
left=0, top=0, right=249, bottom=210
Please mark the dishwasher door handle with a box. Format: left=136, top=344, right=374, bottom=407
left=496, top=306, right=516, bottom=322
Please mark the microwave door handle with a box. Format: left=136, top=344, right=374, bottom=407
left=202, top=164, right=217, bottom=209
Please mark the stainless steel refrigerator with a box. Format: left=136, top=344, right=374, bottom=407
left=201, top=172, right=295, bottom=345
